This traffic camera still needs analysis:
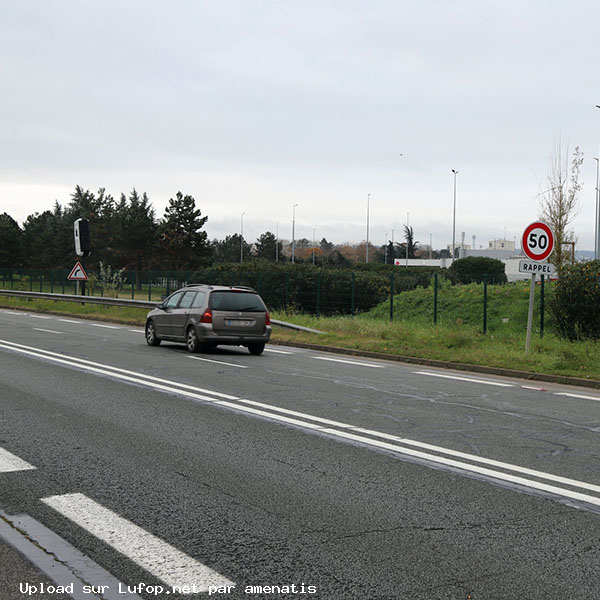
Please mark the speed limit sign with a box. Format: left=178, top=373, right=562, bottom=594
left=522, top=221, right=554, bottom=262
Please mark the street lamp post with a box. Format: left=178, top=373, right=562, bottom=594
left=366, top=193, right=371, bottom=263
left=595, top=158, right=599, bottom=260
left=240, top=212, right=245, bottom=264
left=292, top=204, right=298, bottom=263
left=452, top=169, right=459, bottom=260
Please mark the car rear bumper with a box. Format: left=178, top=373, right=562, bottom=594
left=195, top=324, right=272, bottom=345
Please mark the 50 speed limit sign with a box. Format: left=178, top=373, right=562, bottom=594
left=521, top=221, right=554, bottom=262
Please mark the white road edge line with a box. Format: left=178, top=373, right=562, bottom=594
left=42, top=493, right=235, bottom=591
left=3, top=339, right=600, bottom=504
left=0, top=339, right=239, bottom=399
left=414, top=370, right=514, bottom=387
left=188, top=356, right=248, bottom=369
left=33, top=328, right=64, bottom=335
left=313, top=356, right=385, bottom=368
left=555, top=392, right=600, bottom=402
left=0, top=447, right=36, bottom=472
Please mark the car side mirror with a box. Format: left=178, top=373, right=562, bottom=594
left=156, top=302, right=165, bottom=310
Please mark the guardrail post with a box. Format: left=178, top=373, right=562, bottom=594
left=433, top=273, right=438, bottom=325
left=483, top=274, right=488, bottom=334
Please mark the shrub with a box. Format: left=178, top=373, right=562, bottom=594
left=447, top=256, right=507, bottom=284
left=551, top=260, right=600, bottom=340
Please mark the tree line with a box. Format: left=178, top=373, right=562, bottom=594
left=0, top=186, right=426, bottom=273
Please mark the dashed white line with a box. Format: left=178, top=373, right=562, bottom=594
left=128, top=329, right=144, bottom=333
left=32, top=328, right=64, bottom=335
left=555, top=392, right=600, bottom=402
left=3, top=311, right=25, bottom=315
left=264, top=348, right=293, bottom=354
left=58, top=318, right=80, bottom=323
left=414, top=371, right=514, bottom=387
left=42, top=493, right=235, bottom=591
left=188, top=356, right=249, bottom=369
left=29, top=315, right=52, bottom=320
left=313, top=356, right=385, bottom=368
left=0, top=447, right=36, bottom=472
left=89, top=323, right=121, bottom=329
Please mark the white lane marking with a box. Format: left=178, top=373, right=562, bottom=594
left=3, top=311, right=25, bottom=315
left=58, top=318, right=80, bottom=323
left=0, top=512, right=143, bottom=600
left=313, top=356, right=385, bottom=368
left=89, top=323, right=121, bottom=329
left=3, top=339, right=600, bottom=507
left=264, top=348, right=293, bottom=354
left=128, top=329, right=144, bottom=333
left=188, top=356, right=248, bottom=369
left=42, top=493, right=234, bottom=591
left=0, top=339, right=239, bottom=400
left=29, top=315, right=52, bottom=319
left=33, top=328, right=64, bottom=335
left=556, top=392, right=600, bottom=402
left=414, top=371, right=514, bottom=387
left=521, top=385, right=547, bottom=391
left=0, top=447, right=36, bottom=472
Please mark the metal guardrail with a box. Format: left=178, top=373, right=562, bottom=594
left=0, top=289, right=324, bottom=334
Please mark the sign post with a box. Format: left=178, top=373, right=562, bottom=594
left=521, top=222, right=554, bottom=354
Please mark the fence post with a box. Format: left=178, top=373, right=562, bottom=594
left=285, top=272, right=290, bottom=309
left=39, top=272, right=43, bottom=293
left=148, top=271, right=152, bottom=301
left=433, top=273, right=438, bottom=325
left=30, top=270, right=33, bottom=292
left=351, top=271, right=356, bottom=315
left=166, top=272, right=171, bottom=296
left=483, top=274, right=488, bottom=334
left=540, top=275, right=545, bottom=338
left=390, top=271, right=395, bottom=321
left=50, top=271, right=54, bottom=293
left=316, top=272, right=321, bottom=317
left=131, top=270, right=135, bottom=300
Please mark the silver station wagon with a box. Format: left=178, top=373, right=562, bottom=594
left=145, top=284, right=272, bottom=355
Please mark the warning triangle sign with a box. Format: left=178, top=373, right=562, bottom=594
left=67, top=261, right=88, bottom=281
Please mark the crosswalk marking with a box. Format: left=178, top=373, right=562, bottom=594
left=42, top=493, right=235, bottom=591
left=0, top=447, right=36, bottom=472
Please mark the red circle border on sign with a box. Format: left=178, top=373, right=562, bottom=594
left=522, top=221, right=554, bottom=261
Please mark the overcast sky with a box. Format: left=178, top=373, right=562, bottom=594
left=1, top=1, right=599, bottom=251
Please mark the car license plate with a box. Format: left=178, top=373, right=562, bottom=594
left=226, top=319, right=251, bottom=326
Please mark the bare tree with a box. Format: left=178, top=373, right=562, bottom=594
left=538, top=138, right=583, bottom=271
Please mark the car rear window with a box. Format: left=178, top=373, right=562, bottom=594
left=209, top=291, right=266, bottom=312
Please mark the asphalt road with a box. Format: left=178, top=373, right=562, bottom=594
left=1, top=308, right=600, bottom=599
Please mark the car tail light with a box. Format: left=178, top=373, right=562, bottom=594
left=200, top=309, right=212, bottom=323
left=265, top=311, right=271, bottom=326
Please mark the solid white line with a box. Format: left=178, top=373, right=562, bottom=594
left=3, top=338, right=600, bottom=507
left=89, top=323, right=121, bottom=329
left=58, top=318, right=80, bottom=323
left=188, top=356, right=248, bottom=369
left=313, top=356, right=385, bottom=368
left=0, top=339, right=238, bottom=400
left=264, top=348, right=293, bottom=354
left=555, top=392, right=600, bottom=402
left=33, top=328, right=64, bottom=335
left=414, top=370, right=514, bottom=387
left=42, top=493, right=234, bottom=591
left=0, top=447, right=36, bottom=472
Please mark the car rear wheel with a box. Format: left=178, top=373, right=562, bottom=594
left=145, top=321, right=161, bottom=346
left=248, top=343, right=265, bottom=355
left=186, top=326, right=201, bottom=353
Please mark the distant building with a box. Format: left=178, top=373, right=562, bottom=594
left=488, top=238, right=515, bottom=251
